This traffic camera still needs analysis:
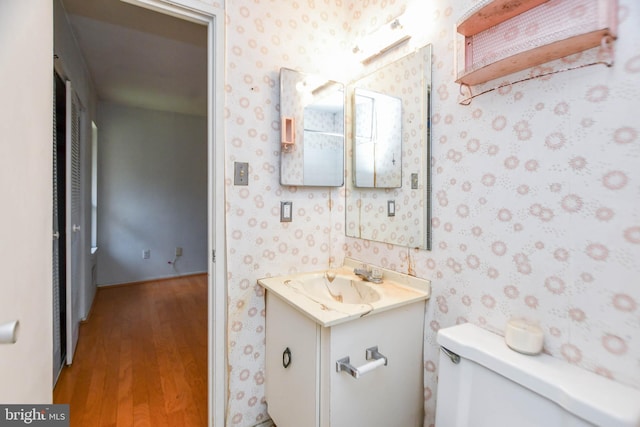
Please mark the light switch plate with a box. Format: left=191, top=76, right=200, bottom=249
left=411, top=173, right=419, bottom=189
left=234, top=162, right=249, bottom=186
left=280, top=201, right=292, bottom=222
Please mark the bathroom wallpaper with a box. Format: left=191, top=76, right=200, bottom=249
left=345, top=1, right=640, bottom=426
left=204, top=0, right=639, bottom=425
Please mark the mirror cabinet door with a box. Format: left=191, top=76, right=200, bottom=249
left=346, top=44, right=432, bottom=250
left=280, top=68, right=345, bottom=187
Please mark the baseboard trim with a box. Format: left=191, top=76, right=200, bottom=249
left=97, top=271, right=207, bottom=289
left=80, top=296, right=96, bottom=324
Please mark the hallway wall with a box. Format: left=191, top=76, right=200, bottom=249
left=96, top=102, right=207, bottom=285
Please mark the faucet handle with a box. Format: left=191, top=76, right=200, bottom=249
left=360, top=263, right=370, bottom=273
left=371, top=268, right=383, bottom=280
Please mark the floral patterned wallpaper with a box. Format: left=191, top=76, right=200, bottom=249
left=198, top=0, right=639, bottom=425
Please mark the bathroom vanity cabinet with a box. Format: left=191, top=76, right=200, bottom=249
left=265, top=291, right=425, bottom=427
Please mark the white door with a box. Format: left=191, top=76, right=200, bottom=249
left=65, top=81, right=82, bottom=365
left=0, top=0, right=54, bottom=403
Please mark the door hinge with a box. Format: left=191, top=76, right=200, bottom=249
left=212, top=250, right=216, bottom=263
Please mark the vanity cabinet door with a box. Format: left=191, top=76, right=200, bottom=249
left=265, top=292, right=320, bottom=427
left=326, top=302, right=425, bottom=427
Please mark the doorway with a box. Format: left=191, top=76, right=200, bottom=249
left=127, top=4, right=228, bottom=422
left=54, top=1, right=227, bottom=425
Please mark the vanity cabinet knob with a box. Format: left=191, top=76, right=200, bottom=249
left=282, top=347, right=292, bottom=368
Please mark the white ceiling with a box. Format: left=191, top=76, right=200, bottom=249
left=61, top=0, right=207, bottom=116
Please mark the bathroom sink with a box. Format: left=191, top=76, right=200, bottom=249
left=258, top=258, right=431, bottom=327
left=286, top=273, right=381, bottom=305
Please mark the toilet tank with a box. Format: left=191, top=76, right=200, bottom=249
left=435, top=323, right=640, bottom=427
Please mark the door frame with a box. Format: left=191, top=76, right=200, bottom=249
left=121, top=1, right=226, bottom=425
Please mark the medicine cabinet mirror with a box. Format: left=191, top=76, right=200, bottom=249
left=280, top=68, right=345, bottom=187
left=346, top=44, right=432, bottom=250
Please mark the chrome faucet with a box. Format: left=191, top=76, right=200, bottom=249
left=353, top=264, right=383, bottom=284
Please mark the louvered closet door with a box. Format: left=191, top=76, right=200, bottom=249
left=52, top=72, right=62, bottom=381
left=65, top=81, right=81, bottom=365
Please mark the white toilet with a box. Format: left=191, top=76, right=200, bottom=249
left=435, top=323, right=640, bottom=427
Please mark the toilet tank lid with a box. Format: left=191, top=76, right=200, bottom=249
left=437, top=323, right=640, bottom=427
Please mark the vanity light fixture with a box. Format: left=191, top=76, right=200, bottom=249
left=353, top=14, right=412, bottom=64
left=311, top=80, right=333, bottom=96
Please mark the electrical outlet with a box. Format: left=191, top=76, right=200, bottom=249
left=280, top=201, right=292, bottom=222
left=411, top=173, right=419, bottom=189
left=234, top=162, right=249, bottom=186
left=175, top=246, right=183, bottom=257
left=142, top=249, right=150, bottom=259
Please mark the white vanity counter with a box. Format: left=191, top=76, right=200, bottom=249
left=257, top=258, right=431, bottom=327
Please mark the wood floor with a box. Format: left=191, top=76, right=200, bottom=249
left=54, top=274, right=208, bottom=427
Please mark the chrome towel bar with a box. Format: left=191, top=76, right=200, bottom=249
left=336, top=346, right=388, bottom=379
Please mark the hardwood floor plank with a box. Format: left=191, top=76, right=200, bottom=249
left=117, top=338, right=134, bottom=427
left=98, top=324, right=121, bottom=426
left=133, top=403, right=151, bottom=427
left=53, top=274, right=208, bottom=426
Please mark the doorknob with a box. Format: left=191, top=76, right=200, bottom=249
left=53, top=231, right=60, bottom=240
left=0, top=320, right=19, bottom=344
left=72, top=224, right=81, bottom=232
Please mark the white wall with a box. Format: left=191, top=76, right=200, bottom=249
left=54, top=0, right=99, bottom=321
left=97, top=102, right=207, bottom=285
left=0, top=1, right=53, bottom=403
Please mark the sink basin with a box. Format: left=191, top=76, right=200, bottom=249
left=258, top=259, right=431, bottom=327
left=286, top=273, right=381, bottom=305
